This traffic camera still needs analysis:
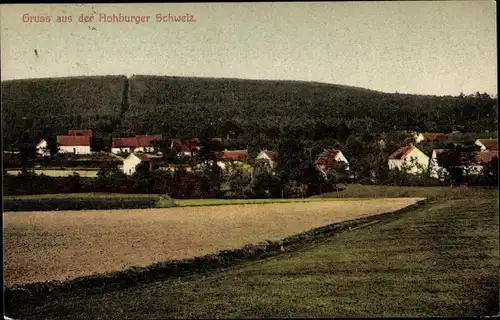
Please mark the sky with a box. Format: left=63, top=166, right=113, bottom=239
left=0, top=2, right=497, bottom=96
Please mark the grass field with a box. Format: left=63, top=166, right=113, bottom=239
left=315, top=184, right=498, bottom=200
left=4, top=185, right=497, bottom=212
left=6, top=169, right=100, bottom=177
left=3, top=198, right=420, bottom=287
left=5, top=193, right=497, bottom=319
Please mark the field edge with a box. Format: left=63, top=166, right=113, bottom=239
left=4, top=198, right=429, bottom=312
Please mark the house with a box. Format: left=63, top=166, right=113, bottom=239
left=388, top=145, right=429, bottom=174
left=56, top=135, right=91, bottom=154
left=475, top=138, right=498, bottom=151
left=414, top=132, right=449, bottom=143
left=111, top=135, right=162, bottom=154
left=216, top=149, right=249, bottom=170
left=467, top=151, right=499, bottom=175
left=36, top=129, right=93, bottom=155
left=256, top=150, right=278, bottom=168
left=171, top=138, right=201, bottom=157
left=315, top=149, right=349, bottom=175
left=122, top=153, right=163, bottom=175
left=36, top=140, right=49, bottom=156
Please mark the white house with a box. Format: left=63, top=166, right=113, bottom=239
left=111, top=135, right=162, bottom=154
left=122, top=153, right=163, bottom=175
left=315, top=149, right=349, bottom=175
left=56, top=135, right=91, bottom=154
left=388, top=146, right=429, bottom=174
left=256, top=150, right=278, bottom=168
left=37, top=129, right=93, bottom=155
left=474, top=138, right=498, bottom=151
left=36, top=139, right=49, bottom=156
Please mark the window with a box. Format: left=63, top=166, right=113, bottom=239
left=73, top=148, right=76, bottom=153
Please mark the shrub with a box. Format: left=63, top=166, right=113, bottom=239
left=3, top=195, right=177, bottom=212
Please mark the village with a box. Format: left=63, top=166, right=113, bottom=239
left=5, top=129, right=497, bottom=184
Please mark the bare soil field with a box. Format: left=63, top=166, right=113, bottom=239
left=3, top=198, right=423, bottom=287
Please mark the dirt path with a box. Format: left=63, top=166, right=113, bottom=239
left=3, top=198, right=423, bottom=286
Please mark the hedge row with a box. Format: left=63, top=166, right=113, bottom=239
left=4, top=199, right=428, bottom=313
left=3, top=196, right=176, bottom=212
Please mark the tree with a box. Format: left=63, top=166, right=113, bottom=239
left=43, top=136, right=60, bottom=157
left=250, top=161, right=282, bottom=198
left=226, top=164, right=252, bottom=197
left=437, top=142, right=481, bottom=184
left=480, top=156, right=498, bottom=186
left=90, top=137, right=107, bottom=152
left=152, top=137, right=177, bottom=163
left=18, top=134, right=37, bottom=174
left=325, top=161, right=350, bottom=184
left=337, top=122, right=351, bottom=144
left=275, top=128, right=307, bottom=184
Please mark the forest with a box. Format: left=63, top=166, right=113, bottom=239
left=2, top=75, right=498, bottom=197
left=2, top=75, right=497, bottom=150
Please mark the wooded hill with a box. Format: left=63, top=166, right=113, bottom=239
left=2, top=75, right=497, bottom=150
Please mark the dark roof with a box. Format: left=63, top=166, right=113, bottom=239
left=475, top=151, right=498, bottom=164
left=259, top=150, right=278, bottom=161
left=217, top=150, right=249, bottom=161
left=315, top=149, right=342, bottom=169
left=112, top=137, right=139, bottom=148
left=388, top=146, right=414, bottom=160
left=477, top=139, right=498, bottom=151
left=68, top=129, right=93, bottom=137
left=57, top=135, right=91, bottom=146
left=171, top=139, right=201, bottom=152
left=112, top=135, right=162, bottom=148
left=133, top=153, right=151, bottom=162
left=420, top=133, right=449, bottom=142
left=135, top=135, right=162, bottom=147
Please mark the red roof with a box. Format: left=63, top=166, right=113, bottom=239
left=217, top=150, right=249, bottom=161
left=134, top=153, right=152, bottom=162
left=112, top=137, right=138, bottom=148
left=57, top=135, right=90, bottom=146
left=112, top=135, right=162, bottom=148
left=389, top=146, right=414, bottom=160
left=475, top=151, right=498, bottom=165
left=68, top=129, right=93, bottom=137
left=315, top=149, right=342, bottom=168
left=171, top=139, right=201, bottom=152
left=136, top=135, right=162, bottom=147
left=477, top=139, right=498, bottom=151
left=421, top=133, right=448, bottom=142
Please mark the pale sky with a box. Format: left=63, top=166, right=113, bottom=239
left=0, top=2, right=497, bottom=96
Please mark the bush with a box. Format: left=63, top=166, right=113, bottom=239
left=3, top=195, right=177, bottom=212
left=284, top=181, right=308, bottom=198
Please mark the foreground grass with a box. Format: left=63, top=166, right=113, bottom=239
left=6, top=194, right=498, bottom=318
left=315, top=184, right=498, bottom=200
